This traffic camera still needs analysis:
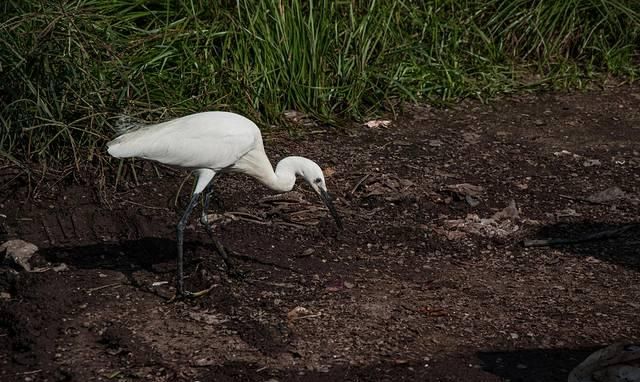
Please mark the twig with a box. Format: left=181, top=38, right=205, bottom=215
left=559, top=194, right=610, bottom=206
left=289, top=313, right=322, bottom=321
left=122, top=199, right=168, bottom=210
left=208, top=211, right=310, bottom=229
left=350, top=173, right=371, bottom=195
left=41, top=217, right=55, bottom=245
left=259, top=195, right=305, bottom=204
left=523, top=224, right=635, bottom=247
left=275, top=221, right=310, bottom=229
left=287, top=206, right=325, bottom=216
left=232, top=253, right=301, bottom=273
left=15, top=370, right=42, bottom=376
left=226, top=211, right=264, bottom=221
left=86, top=282, right=122, bottom=294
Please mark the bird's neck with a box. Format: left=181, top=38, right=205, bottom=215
left=259, top=156, right=299, bottom=193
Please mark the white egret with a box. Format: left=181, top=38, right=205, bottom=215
left=107, top=111, right=342, bottom=297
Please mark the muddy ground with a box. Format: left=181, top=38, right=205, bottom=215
left=1, top=86, right=639, bottom=382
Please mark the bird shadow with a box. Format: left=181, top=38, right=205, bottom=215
left=524, top=221, right=640, bottom=272
left=476, top=346, right=600, bottom=382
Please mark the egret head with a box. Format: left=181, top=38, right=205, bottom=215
left=291, top=157, right=343, bottom=230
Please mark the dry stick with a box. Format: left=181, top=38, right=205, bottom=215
left=276, top=221, right=310, bottom=229
left=173, top=172, right=193, bottom=207
left=86, top=282, right=122, bottom=294
left=350, top=173, right=371, bottom=195
left=122, top=199, right=168, bottom=210
left=226, top=211, right=264, bottom=221
left=259, top=196, right=305, bottom=204
left=41, top=217, right=55, bottom=245
left=523, top=225, right=635, bottom=248
left=208, top=212, right=310, bottom=229
left=15, top=370, right=42, bottom=376
left=287, top=206, right=325, bottom=216
left=558, top=194, right=612, bottom=206
left=230, top=252, right=301, bottom=274
left=289, top=313, right=322, bottom=321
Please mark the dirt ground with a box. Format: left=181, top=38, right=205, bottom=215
left=1, top=85, right=639, bottom=382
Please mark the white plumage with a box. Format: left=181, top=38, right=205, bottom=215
left=107, top=111, right=341, bottom=298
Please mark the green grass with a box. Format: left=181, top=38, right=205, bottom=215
left=1, top=0, right=639, bottom=168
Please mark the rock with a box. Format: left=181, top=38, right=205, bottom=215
left=492, top=200, right=519, bottom=221
left=554, top=150, right=573, bottom=157
left=556, top=208, right=581, bottom=218
left=587, top=187, right=628, bottom=203
left=0, top=292, right=11, bottom=300
left=194, top=358, right=216, bottom=367
left=462, top=132, right=480, bottom=144
left=296, top=248, right=315, bottom=258
left=465, top=195, right=480, bottom=207
left=52, top=263, right=69, bottom=272
left=364, top=119, right=392, bottom=128
left=283, top=110, right=317, bottom=127
left=444, top=183, right=484, bottom=207
left=287, top=306, right=312, bottom=321
left=569, top=343, right=640, bottom=382
left=187, top=311, right=228, bottom=325
left=442, top=200, right=522, bottom=240
left=1, top=239, right=39, bottom=271
left=583, top=159, right=602, bottom=167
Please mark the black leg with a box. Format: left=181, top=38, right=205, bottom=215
left=176, top=192, right=201, bottom=296
left=200, top=184, right=237, bottom=274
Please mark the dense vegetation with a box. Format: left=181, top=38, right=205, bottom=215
left=1, top=0, right=639, bottom=167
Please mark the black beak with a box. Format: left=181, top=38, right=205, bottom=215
left=318, top=188, right=343, bottom=230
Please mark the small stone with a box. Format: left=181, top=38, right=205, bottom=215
left=194, top=358, right=215, bottom=367
left=534, top=119, right=545, bottom=126
left=364, top=119, right=391, bottom=128
left=429, top=140, right=443, bottom=147
left=343, top=281, right=355, bottom=289
left=317, top=365, right=330, bottom=373
left=583, top=159, right=601, bottom=167
left=287, top=306, right=312, bottom=320
left=52, top=263, right=69, bottom=272
left=297, top=248, right=315, bottom=258
left=0, top=292, right=10, bottom=300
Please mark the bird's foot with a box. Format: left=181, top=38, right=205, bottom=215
left=167, top=285, right=215, bottom=302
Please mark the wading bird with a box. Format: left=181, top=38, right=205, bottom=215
left=107, top=111, right=342, bottom=297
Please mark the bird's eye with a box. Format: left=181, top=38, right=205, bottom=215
left=314, top=178, right=322, bottom=184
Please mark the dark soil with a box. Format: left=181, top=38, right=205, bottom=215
left=1, top=85, right=639, bottom=382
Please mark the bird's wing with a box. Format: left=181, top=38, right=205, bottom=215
left=108, top=112, right=260, bottom=170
